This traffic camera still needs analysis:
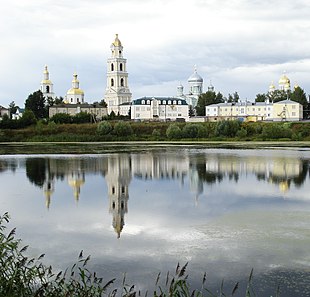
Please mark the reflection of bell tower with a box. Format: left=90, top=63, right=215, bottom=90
left=105, top=155, right=131, bottom=238
left=68, top=171, right=85, bottom=202
left=43, top=178, right=55, bottom=209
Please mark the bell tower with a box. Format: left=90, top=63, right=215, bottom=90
left=40, top=65, right=55, bottom=99
left=104, top=34, right=132, bottom=115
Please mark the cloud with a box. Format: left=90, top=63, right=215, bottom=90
left=1, top=0, right=310, bottom=106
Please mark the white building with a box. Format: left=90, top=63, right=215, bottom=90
left=205, top=99, right=302, bottom=122
left=40, top=65, right=55, bottom=99
left=104, top=34, right=132, bottom=115
left=65, top=73, right=85, bottom=104
left=131, top=97, right=189, bottom=121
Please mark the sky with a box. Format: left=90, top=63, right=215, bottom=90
left=1, top=0, right=310, bottom=107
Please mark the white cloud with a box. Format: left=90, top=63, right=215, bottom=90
left=1, top=0, right=310, bottom=106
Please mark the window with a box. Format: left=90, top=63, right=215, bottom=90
left=141, top=100, right=145, bottom=104
left=112, top=201, right=115, bottom=209
left=292, top=105, right=296, bottom=109
left=173, top=100, right=177, bottom=105
left=147, top=100, right=150, bottom=104
left=292, top=112, right=296, bottom=116
left=120, top=63, right=123, bottom=71
left=121, top=186, right=125, bottom=194
left=163, top=100, right=166, bottom=105
left=112, top=186, right=115, bottom=194
left=168, top=100, right=171, bottom=104
left=111, top=78, right=114, bottom=87
left=111, top=63, right=114, bottom=71
left=120, top=78, right=124, bottom=87
left=46, top=86, right=50, bottom=93
left=178, top=100, right=181, bottom=105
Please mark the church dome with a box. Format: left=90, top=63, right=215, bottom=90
left=188, top=70, right=203, bottom=83
left=279, top=73, right=290, bottom=85
left=112, top=34, right=122, bottom=47
left=67, top=88, right=84, bottom=95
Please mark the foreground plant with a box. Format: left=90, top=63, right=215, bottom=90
left=0, top=212, right=280, bottom=297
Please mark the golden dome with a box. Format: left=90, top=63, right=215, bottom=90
left=112, top=34, right=122, bottom=47
left=279, top=73, right=290, bottom=85
left=269, top=81, right=275, bottom=90
left=41, top=79, right=52, bottom=84
left=67, top=88, right=84, bottom=95
left=279, top=181, right=289, bottom=193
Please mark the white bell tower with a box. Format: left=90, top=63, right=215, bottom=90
left=40, top=65, right=55, bottom=99
left=104, top=34, right=132, bottom=115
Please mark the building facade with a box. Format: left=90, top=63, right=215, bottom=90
left=131, top=97, right=189, bottom=121
left=205, top=99, right=302, bottom=122
left=49, top=103, right=107, bottom=119
left=104, top=34, right=132, bottom=115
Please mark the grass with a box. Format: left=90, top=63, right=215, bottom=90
left=0, top=212, right=282, bottom=297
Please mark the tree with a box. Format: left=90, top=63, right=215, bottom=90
left=196, top=91, right=224, bottom=116
left=269, top=89, right=289, bottom=103
left=227, top=92, right=240, bottom=103
left=255, top=93, right=267, bottom=102
left=8, top=101, right=18, bottom=118
left=25, top=90, right=46, bottom=119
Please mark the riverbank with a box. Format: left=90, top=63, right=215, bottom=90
left=1, top=120, right=310, bottom=143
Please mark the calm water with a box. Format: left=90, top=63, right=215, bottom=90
left=1, top=146, right=310, bottom=296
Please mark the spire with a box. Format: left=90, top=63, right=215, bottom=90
left=113, top=34, right=122, bottom=47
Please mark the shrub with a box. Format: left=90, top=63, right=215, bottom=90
left=262, top=123, right=292, bottom=140
left=152, top=128, right=161, bottom=140
left=215, top=120, right=241, bottom=137
left=72, top=112, right=91, bottom=124
left=236, top=127, right=247, bottom=139
left=50, top=113, right=72, bottom=124
left=182, top=124, right=200, bottom=138
left=97, top=121, right=113, bottom=135
left=166, top=123, right=182, bottom=139
left=113, top=121, right=133, bottom=137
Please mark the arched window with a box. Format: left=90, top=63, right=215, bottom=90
left=173, top=100, right=177, bottom=105
left=120, top=78, right=124, bottom=87
left=147, top=100, right=150, bottom=104
left=120, top=63, right=123, bottom=71
left=178, top=100, right=182, bottom=105
left=46, top=86, right=50, bottom=93
left=163, top=100, right=166, bottom=105
left=168, top=100, right=171, bottom=105
left=111, top=63, right=114, bottom=71
left=142, top=100, right=145, bottom=104
left=112, top=201, right=115, bottom=209
left=111, top=78, right=114, bottom=87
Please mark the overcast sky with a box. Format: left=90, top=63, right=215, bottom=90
left=1, top=0, right=310, bottom=107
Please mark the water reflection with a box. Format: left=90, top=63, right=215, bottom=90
left=0, top=150, right=309, bottom=239
left=0, top=148, right=310, bottom=296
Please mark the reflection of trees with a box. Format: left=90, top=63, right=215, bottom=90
left=26, top=158, right=47, bottom=188
left=255, top=160, right=309, bottom=188
left=191, top=155, right=224, bottom=185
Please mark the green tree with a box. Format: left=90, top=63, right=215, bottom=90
left=113, top=121, right=133, bottom=137
left=269, top=89, right=289, bottom=103
left=255, top=93, right=267, bottom=102
left=8, top=101, right=18, bottom=118
left=166, top=123, right=182, bottom=139
left=227, top=92, right=240, bottom=103
left=50, top=113, right=72, bottom=124
left=18, top=109, right=37, bottom=127
left=196, top=91, right=224, bottom=116
left=25, top=90, right=46, bottom=119
left=97, top=121, right=113, bottom=135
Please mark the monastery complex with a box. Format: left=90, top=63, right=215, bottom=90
left=3, top=34, right=305, bottom=122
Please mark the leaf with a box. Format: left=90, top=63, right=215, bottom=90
left=38, top=253, right=45, bottom=260
left=102, top=278, right=116, bottom=291
left=155, top=272, right=161, bottom=286
left=79, top=250, right=83, bottom=259
left=20, top=245, right=29, bottom=253
left=231, top=282, right=239, bottom=296
left=179, top=262, right=188, bottom=277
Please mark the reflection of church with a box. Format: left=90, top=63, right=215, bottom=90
left=11, top=150, right=308, bottom=238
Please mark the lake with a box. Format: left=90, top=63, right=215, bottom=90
left=0, top=144, right=310, bottom=296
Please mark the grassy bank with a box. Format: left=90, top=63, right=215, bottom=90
left=1, top=120, right=310, bottom=142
